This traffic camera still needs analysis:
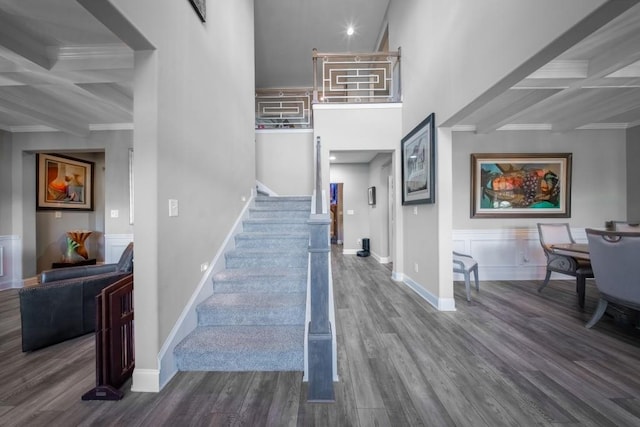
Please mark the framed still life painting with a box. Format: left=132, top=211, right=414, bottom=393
left=37, top=153, right=94, bottom=211
left=401, top=113, right=435, bottom=205
left=471, top=153, right=572, bottom=218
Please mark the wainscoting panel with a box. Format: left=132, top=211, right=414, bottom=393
left=0, top=235, right=22, bottom=290
left=104, top=234, right=134, bottom=264
left=453, top=228, right=586, bottom=281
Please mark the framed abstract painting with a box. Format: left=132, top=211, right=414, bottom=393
left=471, top=153, right=572, bottom=218
left=37, top=153, right=94, bottom=211
left=401, top=113, right=435, bottom=205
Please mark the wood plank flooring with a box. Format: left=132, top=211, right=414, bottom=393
left=1, top=246, right=639, bottom=426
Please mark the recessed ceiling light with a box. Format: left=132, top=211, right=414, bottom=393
left=347, top=26, right=355, bottom=36
left=329, top=155, right=337, bottom=161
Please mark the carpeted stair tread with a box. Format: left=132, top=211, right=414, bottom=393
left=212, top=268, right=306, bottom=293
left=255, top=196, right=311, bottom=202
left=175, top=325, right=304, bottom=371
left=213, top=267, right=307, bottom=282
left=197, top=292, right=306, bottom=326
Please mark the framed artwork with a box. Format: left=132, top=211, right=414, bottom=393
left=471, top=153, right=572, bottom=218
left=37, top=153, right=94, bottom=211
left=401, top=113, right=435, bottom=205
left=188, top=0, right=206, bottom=22
left=368, top=187, right=376, bottom=206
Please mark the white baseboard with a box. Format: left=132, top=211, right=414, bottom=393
left=131, top=368, right=160, bottom=393
left=402, top=275, right=456, bottom=312
left=342, top=249, right=358, bottom=255
left=371, top=251, right=391, bottom=264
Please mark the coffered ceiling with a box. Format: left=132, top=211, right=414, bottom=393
left=0, top=0, right=639, bottom=137
left=453, top=2, right=640, bottom=132
left=0, top=0, right=133, bottom=136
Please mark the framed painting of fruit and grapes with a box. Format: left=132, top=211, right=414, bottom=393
left=470, top=153, right=571, bottom=218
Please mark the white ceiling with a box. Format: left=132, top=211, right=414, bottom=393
left=0, top=1, right=639, bottom=138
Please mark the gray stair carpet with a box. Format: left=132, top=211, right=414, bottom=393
left=174, top=196, right=311, bottom=371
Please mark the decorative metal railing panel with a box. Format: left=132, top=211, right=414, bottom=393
left=313, top=49, right=401, bottom=104
left=255, top=89, right=312, bottom=129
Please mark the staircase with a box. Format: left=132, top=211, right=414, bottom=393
left=174, top=196, right=311, bottom=371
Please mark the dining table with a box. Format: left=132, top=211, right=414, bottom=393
left=550, top=242, right=590, bottom=260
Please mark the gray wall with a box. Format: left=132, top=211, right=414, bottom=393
left=107, top=0, right=256, bottom=381
left=628, top=125, right=640, bottom=220
left=9, top=130, right=132, bottom=277
left=452, top=130, right=628, bottom=229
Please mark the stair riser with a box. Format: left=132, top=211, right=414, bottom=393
left=234, top=237, right=308, bottom=249
left=249, top=210, right=309, bottom=219
left=243, top=223, right=310, bottom=233
left=254, top=202, right=311, bottom=210
left=176, top=351, right=303, bottom=371
left=213, top=279, right=306, bottom=294
left=225, top=255, right=308, bottom=269
left=197, top=307, right=305, bottom=326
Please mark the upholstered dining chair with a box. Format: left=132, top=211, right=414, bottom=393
left=452, top=251, right=479, bottom=301
left=537, top=223, right=593, bottom=308
left=585, top=228, right=640, bottom=328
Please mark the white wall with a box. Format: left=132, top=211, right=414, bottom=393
left=452, top=129, right=628, bottom=229
left=330, top=163, right=371, bottom=254
left=387, top=0, right=616, bottom=308
left=0, top=131, right=11, bottom=235
left=628, top=125, right=640, bottom=220
left=100, top=0, right=256, bottom=391
left=256, top=130, right=314, bottom=195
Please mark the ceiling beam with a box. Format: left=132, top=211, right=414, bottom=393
left=0, top=10, right=51, bottom=70
left=475, top=89, right=560, bottom=134
left=0, top=97, right=88, bottom=136
left=552, top=87, right=640, bottom=131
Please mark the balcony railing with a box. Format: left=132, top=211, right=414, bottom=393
left=255, top=49, right=401, bottom=129
left=313, top=48, right=401, bottom=104
left=255, top=88, right=312, bottom=129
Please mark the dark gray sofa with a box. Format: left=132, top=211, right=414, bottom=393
left=19, top=242, right=133, bottom=352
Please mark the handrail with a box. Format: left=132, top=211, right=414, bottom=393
left=312, top=47, right=402, bottom=104
left=315, top=136, right=322, bottom=214
left=307, top=136, right=334, bottom=402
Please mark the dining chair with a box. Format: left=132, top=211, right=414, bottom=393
left=537, top=223, right=593, bottom=308
left=452, top=251, right=479, bottom=302
left=584, top=228, right=640, bottom=328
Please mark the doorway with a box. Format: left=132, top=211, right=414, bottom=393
left=330, top=183, right=344, bottom=245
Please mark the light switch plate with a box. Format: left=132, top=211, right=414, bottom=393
left=169, top=199, right=179, bottom=217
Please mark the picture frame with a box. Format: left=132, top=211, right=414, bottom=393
left=188, top=0, right=206, bottom=22
left=470, top=153, right=572, bottom=218
left=368, top=186, right=376, bottom=206
left=401, top=113, right=435, bottom=205
left=37, top=153, right=94, bottom=211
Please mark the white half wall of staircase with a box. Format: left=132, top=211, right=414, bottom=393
left=256, top=129, right=314, bottom=196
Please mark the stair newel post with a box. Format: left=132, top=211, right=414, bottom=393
left=307, top=135, right=334, bottom=402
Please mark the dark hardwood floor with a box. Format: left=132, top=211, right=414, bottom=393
left=1, top=246, right=640, bottom=426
